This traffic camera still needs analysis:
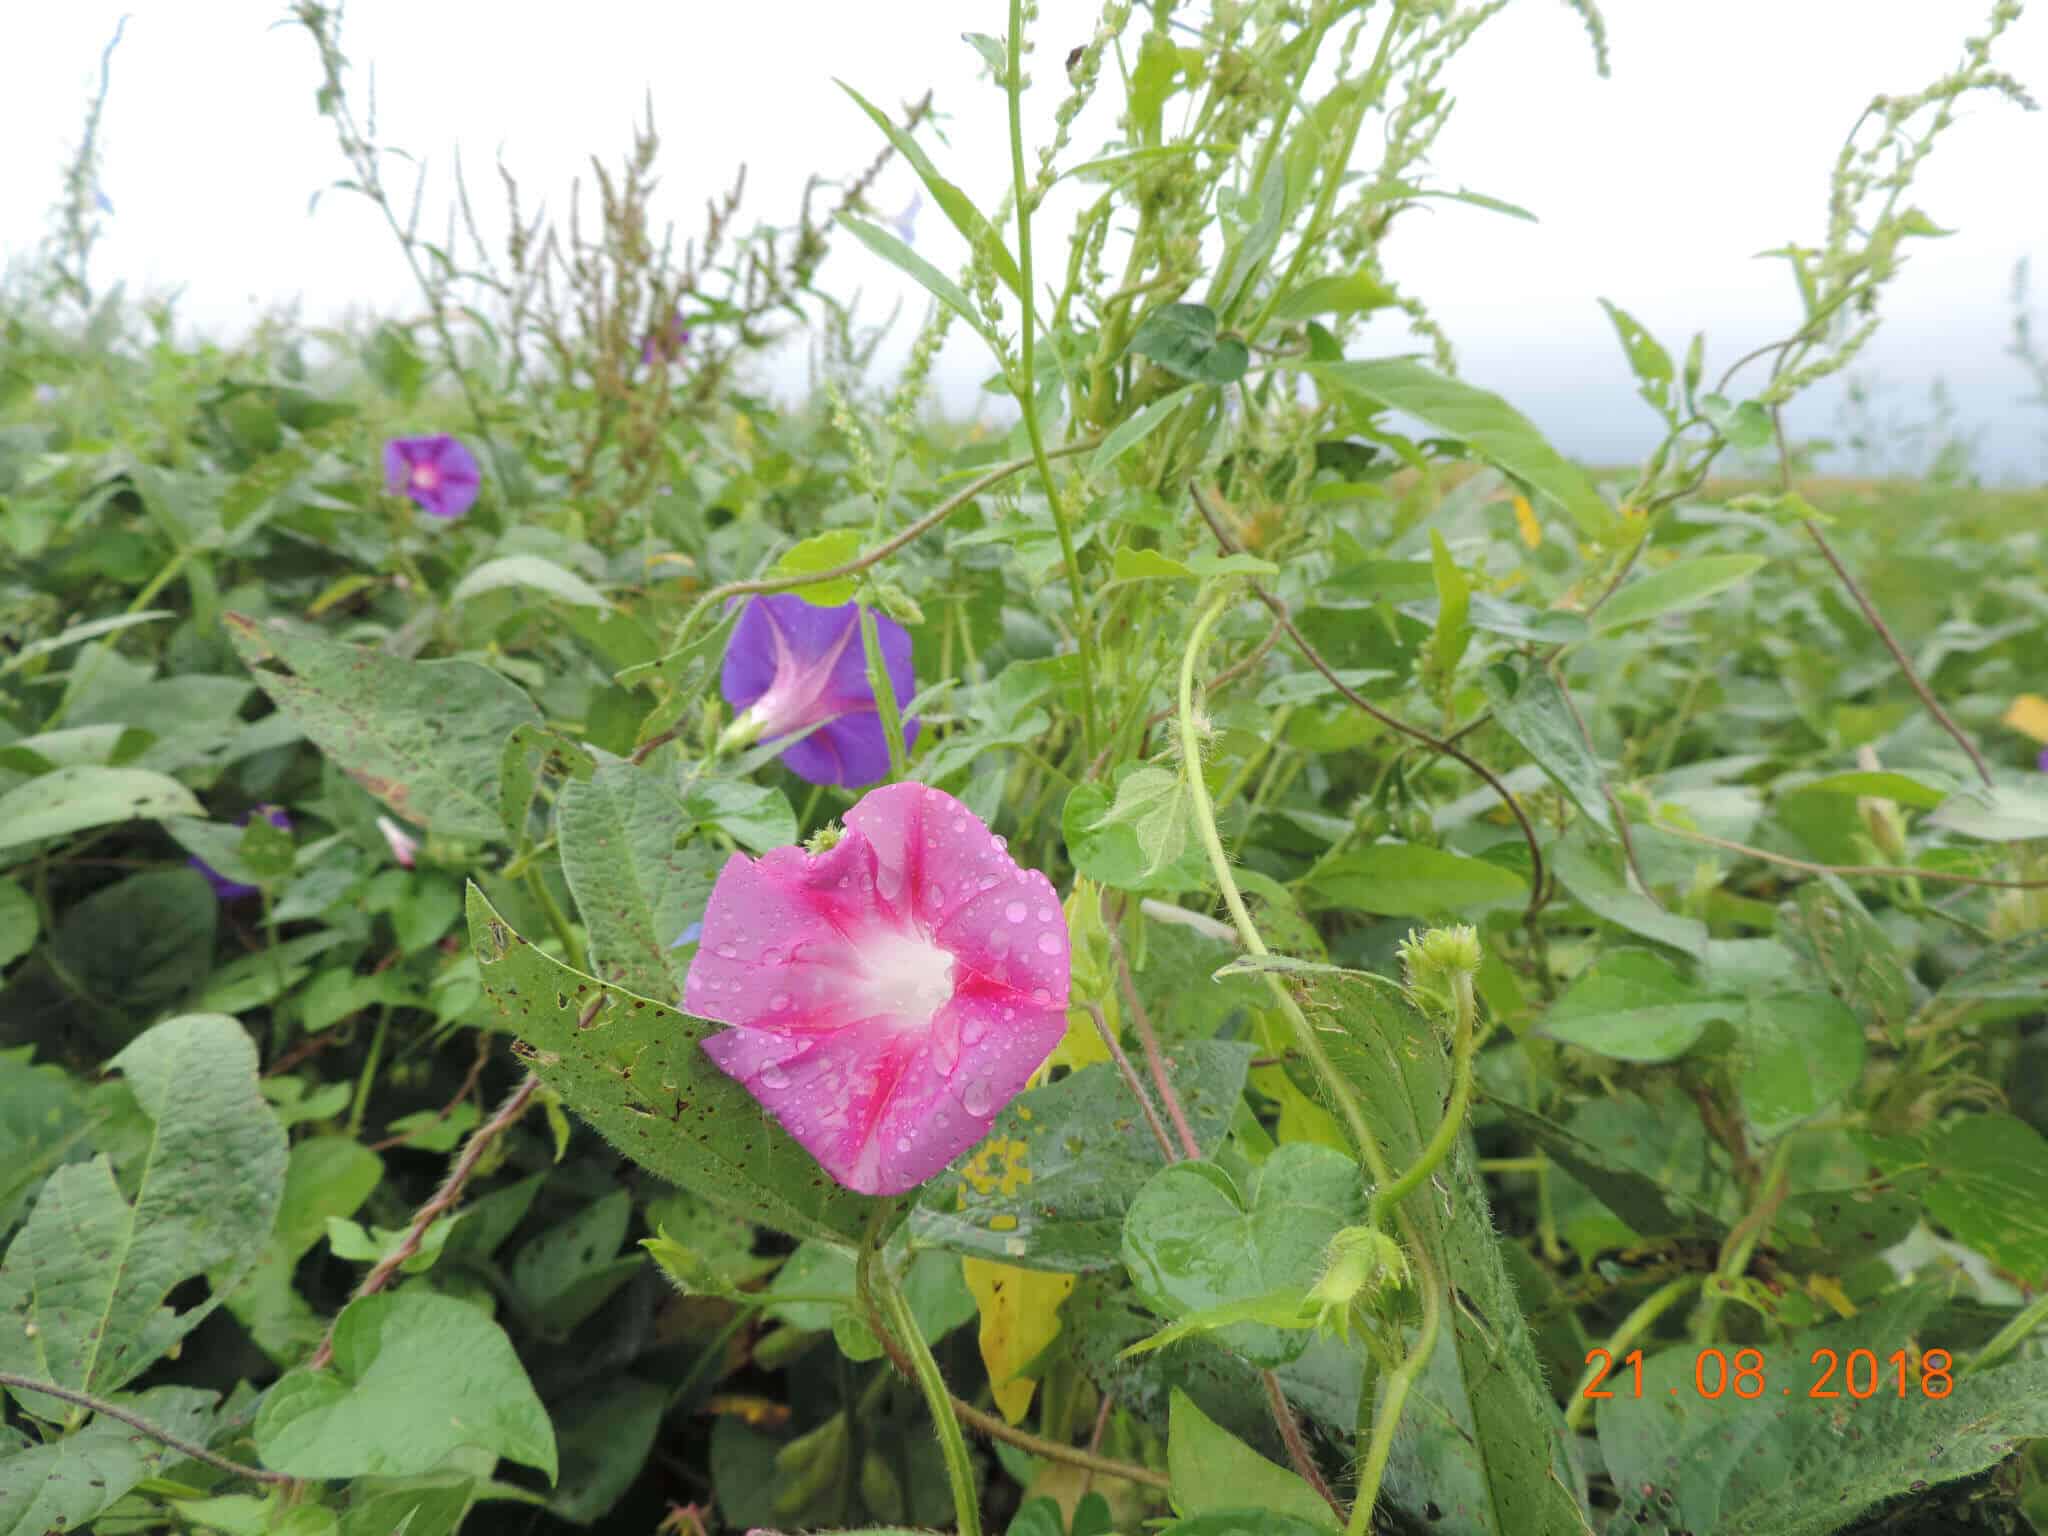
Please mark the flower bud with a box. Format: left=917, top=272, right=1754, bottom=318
left=1304, top=1226, right=1410, bottom=1342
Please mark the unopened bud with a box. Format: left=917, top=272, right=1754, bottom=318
left=1304, top=1226, right=1410, bottom=1342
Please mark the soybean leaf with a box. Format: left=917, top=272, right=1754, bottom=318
left=1482, top=661, right=1615, bottom=837
left=0, top=882, right=37, bottom=970
left=1489, top=1102, right=1723, bottom=1243
left=910, top=1042, right=1255, bottom=1271
left=1860, top=1114, right=2048, bottom=1287
left=549, top=1377, right=668, bottom=1524
left=1737, top=992, right=1865, bottom=1139
left=450, top=554, right=609, bottom=610
left=1549, top=831, right=1710, bottom=958
left=558, top=761, right=718, bottom=999
left=1311, top=359, right=1612, bottom=539
left=683, top=778, right=797, bottom=855
left=1303, top=843, right=1528, bottom=916
left=1166, top=1389, right=1337, bottom=1531
left=1309, top=973, right=1591, bottom=1536
left=253, top=1290, right=557, bottom=1481
left=0, top=1014, right=286, bottom=1405
left=509, top=1189, right=641, bottom=1336
left=227, top=612, right=540, bottom=840
left=466, top=885, right=879, bottom=1245
left=1932, top=930, right=2048, bottom=1004
left=0, top=765, right=202, bottom=856
left=0, top=1386, right=219, bottom=1535
left=1122, top=1144, right=1361, bottom=1367
left=1592, top=555, right=1767, bottom=633
left=1776, top=877, right=1914, bottom=1040
left=225, top=1135, right=382, bottom=1364
left=1538, top=950, right=1735, bottom=1063
left=1602, top=1296, right=2048, bottom=1535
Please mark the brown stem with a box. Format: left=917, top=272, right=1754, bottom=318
left=1085, top=1001, right=1178, bottom=1162
left=0, top=1371, right=292, bottom=1485
left=1652, top=819, right=2048, bottom=889
left=308, top=1070, right=540, bottom=1370
left=1112, top=940, right=1202, bottom=1162
left=1800, top=519, right=1994, bottom=788
left=1264, top=1370, right=1345, bottom=1522
left=1190, top=482, right=1548, bottom=933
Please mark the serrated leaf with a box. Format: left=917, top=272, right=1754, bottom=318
left=465, top=885, right=879, bottom=1245
left=226, top=612, right=540, bottom=839
left=0, top=1015, right=286, bottom=1406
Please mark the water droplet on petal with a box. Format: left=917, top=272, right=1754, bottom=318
left=897, top=1135, right=912, bottom=1152
left=930, top=884, right=945, bottom=905
left=963, top=1080, right=993, bottom=1117
left=1036, top=905, right=1054, bottom=923
left=759, top=1064, right=790, bottom=1089
left=1005, top=901, right=1027, bottom=923
left=994, top=835, right=1008, bottom=851
left=1001, top=1006, right=1015, bottom=1021
left=771, top=992, right=791, bottom=1011
left=717, top=943, right=738, bottom=958
left=961, top=1014, right=987, bottom=1045
left=1031, top=987, right=1052, bottom=1005
left=763, top=946, right=784, bottom=965
left=1037, top=931, right=1062, bottom=955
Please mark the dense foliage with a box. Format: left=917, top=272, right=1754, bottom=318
left=4, top=2, right=2047, bottom=1534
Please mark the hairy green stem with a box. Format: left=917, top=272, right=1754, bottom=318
left=1964, top=1288, right=2048, bottom=1378
left=1347, top=1242, right=1444, bottom=1536
left=1367, top=971, right=1477, bottom=1234
left=859, top=1228, right=981, bottom=1536
left=1563, top=1275, right=1703, bottom=1432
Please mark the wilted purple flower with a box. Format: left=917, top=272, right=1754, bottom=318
left=189, top=806, right=291, bottom=903
left=887, top=191, right=922, bottom=247
left=2038, top=745, right=2048, bottom=774
left=376, top=815, right=420, bottom=869
left=720, top=594, right=918, bottom=789
left=383, top=434, right=480, bottom=519
left=33, top=384, right=58, bottom=407
left=641, top=311, right=692, bottom=368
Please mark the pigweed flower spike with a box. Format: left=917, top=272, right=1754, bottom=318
left=719, top=593, right=918, bottom=788
left=383, top=434, right=481, bottom=520
left=683, top=783, right=1070, bottom=1196
left=189, top=806, right=291, bottom=902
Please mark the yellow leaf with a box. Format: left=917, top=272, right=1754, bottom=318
left=1048, top=1006, right=1113, bottom=1075
left=962, top=1257, right=1076, bottom=1424
left=1806, top=1273, right=1857, bottom=1320
left=2002, top=693, right=2048, bottom=745
left=1513, top=494, right=1542, bottom=550
left=1252, top=1063, right=1347, bottom=1152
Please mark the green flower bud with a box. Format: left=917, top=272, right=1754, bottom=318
left=1304, top=1225, right=1410, bottom=1343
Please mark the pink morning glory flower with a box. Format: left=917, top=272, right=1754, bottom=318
left=684, top=783, right=1070, bottom=1196
left=383, top=434, right=481, bottom=520
left=721, top=594, right=919, bottom=789
left=189, top=805, right=291, bottom=903
left=376, top=814, right=421, bottom=869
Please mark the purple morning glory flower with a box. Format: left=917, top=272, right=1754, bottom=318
left=2038, top=745, right=2048, bottom=774
left=720, top=594, right=918, bottom=788
left=887, top=191, right=922, bottom=247
left=189, top=806, right=292, bottom=903
left=641, top=311, right=692, bottom=368
left=384, top=434, right=481, bottom=519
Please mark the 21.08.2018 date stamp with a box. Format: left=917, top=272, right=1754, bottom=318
left=1584, top=1346, right=1954, bottom=1402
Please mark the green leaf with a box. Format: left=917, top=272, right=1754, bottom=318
left=1597, top=298, right=1674, bottom=418
left=450, top=554, right=609, bottom=610
left=1861, top=1115, right=2048, bottom=1286
left=1776, top=877, right=1913, bottom=1041
left=1303, top=843, right=1529, bottom=916
left=0, top=1014, right=286, bottom=1404
left=1122, top=1145, right=1361, bottom=1367
left=1792, top=769, right=1949, bottom=810
left=683, top=778, right=797, bottom=854
left=1538, top=950, right=1735, bottom=1063
left=1111, top=548, right=1196, bottom=583
left=839, top=215, right=992, bottom=341
left=769, top=529, right=864, bottom=606
left=1270, top=273, right=1396, bottom=324
left=0, top=1386, right=219, bottom=1535
left=1429, top=529, right=1472, bottom=674
left=0, top=765, right=203, bottom=856
left=836, top=81, right=1024, bottom=302
left=1090, top=387, right=1197, bottom=477
left=549, top=1377, right=668, bottom=1524
left=1489, top=1101, right=1723, bottom=1243
left=1063, top=773, right=1213, bottom=894
left=466, top=885, right=879, bottom=1245
left=225, top=1135, right=382, bottom=1363
left=0, top=1050, right=90, bottom=1238
left=558, top=761, right=717, bottom=999
left=1482, top=661, right=1615, bottom=837
left=1549, top=830, right=1710, bottom=958
left=1925, top=780, right=2048, bottom=842
left=1167, top=1389, right=1338, bottom=1530
left=0, top=611, right=175, bottom=679
left=253, top=1290, right=557, bottom=1480
left=1593, top=555, right=1767, bottom=632
left=1308, top=973, right=1589, bottom=1536
left=1698, top=392, right=1775, bottom=453
left=1128, top=304, right=1250, bottom=386
left=511, top=1190, right=642, bottom=1336
left=910, top=1043, right=1255, bottom=1271
left=1311, top=359, right=1613, bottom=539
left=1737, top=992, right=1864, bottom=1139
left=1090, top=764, right=1190, bottom=879
left=0, top=881, right=36, bottom=969
left=1932, top=930, right=2048, bottom=1004
left=1601, top=1298, right=2048, bottom=1535
left=226, top=612, right=541, bottom=840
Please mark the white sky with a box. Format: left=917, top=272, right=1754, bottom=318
left=4, top=2, right=2044, bottom=476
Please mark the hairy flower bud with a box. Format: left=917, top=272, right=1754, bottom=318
left=1304, top=1225, right=1410, bottom=1342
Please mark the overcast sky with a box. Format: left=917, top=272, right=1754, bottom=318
left=4, top=2, right=2044, bottom=477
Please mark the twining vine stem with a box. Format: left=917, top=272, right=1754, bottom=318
left=0, top=1371, right=291, bottom=1486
